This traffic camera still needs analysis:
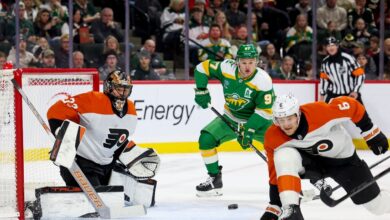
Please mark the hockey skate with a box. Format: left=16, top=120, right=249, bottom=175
left=280, top=205, right=304, bottom=220
left=196, top=166, right=223, bottom=197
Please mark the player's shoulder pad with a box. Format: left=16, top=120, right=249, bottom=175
left=247, top=67, right=273, bottom=91
left=264, top=125, right=290, bottom=150
left=219, top=59, right=237, bottom=78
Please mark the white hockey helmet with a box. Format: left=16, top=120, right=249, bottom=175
left=272, top=94, right=300, bottom=125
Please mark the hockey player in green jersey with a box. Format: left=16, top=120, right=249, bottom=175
left=194, top=44, right=275, bottom=197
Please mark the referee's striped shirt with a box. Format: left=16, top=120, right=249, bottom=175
left=320, top=52, right=365, bottom=96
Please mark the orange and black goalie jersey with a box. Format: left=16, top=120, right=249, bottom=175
left=47, top=91, right=137, bottom=165
left=264, top=96, right=376, bottom=185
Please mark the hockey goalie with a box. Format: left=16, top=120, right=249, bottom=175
left=40, top=70, right=160, bottom=218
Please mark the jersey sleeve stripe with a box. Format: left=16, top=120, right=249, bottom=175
left=201, top=60, right=211, bottom=76
left=245, top=82, right=259, bottom=91
left=255, top=108, right=273, bottom=120
left=277, top=175, right=302, bottom=193
left=222, top=72, right=235, bottom=80
left=352, top=67, right=364, bottom=76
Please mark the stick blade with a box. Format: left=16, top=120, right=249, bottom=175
left=320, top=188, right=338, bottom=207
left=100, top=205, right=146, bottom=219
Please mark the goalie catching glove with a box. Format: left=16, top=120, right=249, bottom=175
left=362, top=125, right=389, bottom=155
left=119, top=141, right=160, bottom=180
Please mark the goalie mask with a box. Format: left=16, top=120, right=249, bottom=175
left=103, top=70, right=133, bottom=113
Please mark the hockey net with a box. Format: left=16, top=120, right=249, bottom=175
left=0, top=68, right=99, bottom=219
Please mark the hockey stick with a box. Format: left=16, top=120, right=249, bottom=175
left=320, top=165, right=390, bottom=207
left=309, top=154, right=390, bottom=201
left=209, top=106, right=268, bottom=162
left=10, top=78, right=146, bottom=218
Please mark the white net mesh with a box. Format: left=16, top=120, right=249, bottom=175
left=0, top=70, right=97, bottom=218
left=0, top=69, right=18, bottom=218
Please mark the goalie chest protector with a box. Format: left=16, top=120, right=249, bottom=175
left=47, top=91, right=137, bottom=165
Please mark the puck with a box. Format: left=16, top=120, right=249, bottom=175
left=228, top=204, right=238, bottom=210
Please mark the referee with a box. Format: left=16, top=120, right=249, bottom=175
left=319, top=37, right=365, bottom=103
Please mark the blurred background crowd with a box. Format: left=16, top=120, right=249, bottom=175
left=0, top=0, right=389, bottom=80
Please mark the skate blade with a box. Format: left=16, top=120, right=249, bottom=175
left=196, top=188, right=223, bottom=197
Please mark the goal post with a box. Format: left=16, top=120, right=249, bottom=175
left=0, top=68, right=99, bottom=219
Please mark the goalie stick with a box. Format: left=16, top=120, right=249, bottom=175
left=306, top=154, right=390, bottom=201
left=210, top=106, right=268, bottom=162
left=10, top=77, right=146, bottom=219
left=320, top=165, right=390, bottom=207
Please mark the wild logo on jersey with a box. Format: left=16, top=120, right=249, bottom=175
left=103, top=128, right=129, bottom=149
left=225, top=93, right=250, bottom=111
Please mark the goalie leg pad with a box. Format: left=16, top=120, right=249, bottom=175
left=363, top=190, right=390, bottom=215
left=110, top=165, right=157, bottom=207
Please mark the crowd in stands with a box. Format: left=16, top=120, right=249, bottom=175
left=0, top=0, right=389, bottom=80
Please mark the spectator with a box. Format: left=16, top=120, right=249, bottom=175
left=271, top=55, right=296, bottom=80
left=187, top=7, right=210, bottom=65
left=251, top=12, right=260, bottom=42
left=73, top=0, right=100, bottom=25
left=213, top=10, right=232, bottom=41
left=317, top=20, right=343, bottom=45
left=231, top=25, right=261, bottom=57
left=160, top=0, right=185, bottom=59
left=208, top=0, right=227, bottom=17
left=102, top=35, right=125, bottom=69
left=73, top=51, right=85, bottom=68
left=316, top=0, right=347, bottom=32
left=0, top=51, right=7, bottom=69
left=259, top=42, right=282, bottom=75
left=356, top=53, right=377, bottom=80
left=347, top=0, right=376, bottom=31
left=288, top=0, right=313, bottom=25
left=5, top=2, right=35, bottom=42
left=252, top=0, right=291, bottom=47
left=198, top=24, right=233, bottom=62
left=98, top=50, right=122, bottom=80
left=40, top=0, right=68, bottom=26
left=33, top=8, right=62, bottom=39
left=40, top=49, right=56, bottom=67
left=373, top=38, right=390, bottom=77
left=133, top=0, right=163, bottom=42
left=366, top=35, right=379, bottom=57
left=339, top=33, right=356, bottom=54
left=61, top=8, right=87, bottom=42
left=23, top=0, right=39, bottom=22
left=7, top=34, right=37, bottom=67
left=130, top=50, right=161, bottom=80
left=352, top=17, right=371, bottom=46
left=31, top=36, right=51, bottom=60
left=90, top=7, right=124, bottom=43
left=136, top=39, right=176, bottom=80
left=285, top=14, right=313, bottom=52
left=54, top=34, right=70, bottom=68
left=0, top=17, right=6, bottom=43
left=224, top=0, right=246, bottom=29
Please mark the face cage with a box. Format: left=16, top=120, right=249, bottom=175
left=111, top=84, right=133, bottom=100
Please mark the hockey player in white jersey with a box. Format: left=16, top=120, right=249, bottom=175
left=260, top=94, right=389, bottom=220
left=47, top=70, right=160, bottom=207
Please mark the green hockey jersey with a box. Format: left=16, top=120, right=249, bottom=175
left=195, top=59, right=275, bottom=126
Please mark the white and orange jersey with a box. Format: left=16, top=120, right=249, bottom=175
left=264, top=96, right=367, bottom=185
left=47, top=91, right=137, bottom=165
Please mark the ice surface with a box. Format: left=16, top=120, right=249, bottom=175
left=35, top=150, right=390, bottom=220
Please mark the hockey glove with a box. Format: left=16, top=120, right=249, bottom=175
left=260, top=204, right=282, bottom=220
left=119, top=142, right=161, bottom=180
left=194, top=88, right=211, bottom=109
left=237, top=125, right=255, bottom=150
left=362, top=127, right=389, bottom=155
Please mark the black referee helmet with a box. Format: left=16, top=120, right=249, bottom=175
left=325, top=36, right=339, bottom=46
